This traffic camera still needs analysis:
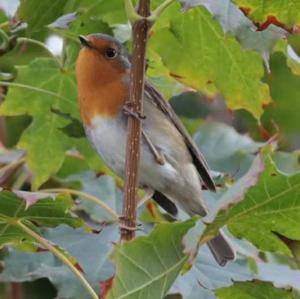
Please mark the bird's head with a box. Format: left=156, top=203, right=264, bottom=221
left=76, top=33, right=130, bottom=85
left=76, top=34, right=130, bottom=124
left=79, top=34, right=130, bottom=68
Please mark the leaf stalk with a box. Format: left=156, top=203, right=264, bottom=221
left=15, top=220, right=98, bottom=299
left=148, top=0, right=176, bottom=22
left=125, top=0, right=143, bottom=24
left=41, top=188, right=119, bottom=221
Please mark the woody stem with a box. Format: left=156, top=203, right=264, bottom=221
left=121, top=0, right=150, bottom=241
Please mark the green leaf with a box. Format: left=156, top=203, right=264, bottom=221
left=0, top=38, right=52, bottom=72
left=0, top=7, right=9, bottom=22
left=216, top=281, right=293, bottom=299
left=0, top=58, right=94, bottom=189
left=150, top=6, right=271, bottom=119
left=202, top=155, right=300, bottom=256
left=49, top=2, right=114, bottom=68
left=50, top=108, right=85, bottom=138
left=49, top=11, right=112, bottom=44
left=232, top=0, right=300, bottom=29
left=262, top=53, right=300, bottom=139
left=274, top=39, right=300, bottom=76
left=64, top=0, right=127, bottom=25
left=17, top=0, right=67, bottom=35
left=179, top=0, right=286, bottom=71
left=0, top=190, right=82, bottom=247
left=106, top=219, right=196, bottom=299
left=0, top=225, right=119, bottom=299
left=169, top=238, right=300, bottom=298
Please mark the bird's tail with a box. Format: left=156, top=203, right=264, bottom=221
left=153, top=191, right=235, bottom=266
left=207, top=232, right=235, bottom=266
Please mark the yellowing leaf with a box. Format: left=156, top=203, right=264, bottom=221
left=233, top=0, right=300, bottom=29
left=150, top=7, right=271, bottom=119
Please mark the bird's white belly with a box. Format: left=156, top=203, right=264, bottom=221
left=86, top=116, right=178, bottom=190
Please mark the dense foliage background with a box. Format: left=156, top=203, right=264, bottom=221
left=0, top=0, right=300, bottom=298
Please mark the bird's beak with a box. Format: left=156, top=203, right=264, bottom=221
left=79, top=35, right=91, bottom=48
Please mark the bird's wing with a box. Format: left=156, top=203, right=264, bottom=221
left=144, top=81, right=216, bottom=192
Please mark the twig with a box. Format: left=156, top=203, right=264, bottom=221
left=15, top=220, right=98, bottom=299
left=12, top=171, right=29, bottom=190
left=41, top=188, right=119, bottom=221
left=148, top=0, right=176, bottom=22
left=121, top=0, right=151, bottom=241
left=0, top=157, right=26, bottom=174
left=10, top=283, right=22, bottom=299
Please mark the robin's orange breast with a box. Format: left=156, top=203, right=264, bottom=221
left=76, top=48, right=129, bottom=126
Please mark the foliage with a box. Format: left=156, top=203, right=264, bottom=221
left=151, top=5, right=271, bottom=119
left=216, top=281, right=293, bottom=299
left=0, top=0, right=299, bottom=298
left=232, top=0, right=300, bottom=30
left=201, top=153, right=300, bottom=256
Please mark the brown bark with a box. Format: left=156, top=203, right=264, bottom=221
left=10, top=282, right=22, bottom=299
left=120, top=0, right=151, bottom=241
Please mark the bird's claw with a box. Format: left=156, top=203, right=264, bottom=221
left=122, top=102, right=146, bottom=120
left=119, top=216, right=142, bottom=232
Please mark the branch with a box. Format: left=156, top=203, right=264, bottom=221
left=10, top=283, right=22, bottom=299
left=0, top=157, right=26, bottom=174
left=121, top=0, right=151, bottom=241
left=41, top=188, right=119, bottom=221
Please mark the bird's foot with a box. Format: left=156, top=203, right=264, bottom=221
left=118, top=216, right=142, bottom=232
left=122, top=102, right=146, bottom=120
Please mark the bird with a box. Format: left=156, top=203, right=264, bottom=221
left=76, top=33, right=235, bottom=266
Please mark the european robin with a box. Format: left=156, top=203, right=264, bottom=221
left=76, top=33, right=234, bottom=266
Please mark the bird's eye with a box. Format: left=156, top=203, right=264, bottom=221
left=105, top=48, right=117, bottom=59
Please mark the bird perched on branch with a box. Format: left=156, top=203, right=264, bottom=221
left=76, top=33, right=234, bottom=266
